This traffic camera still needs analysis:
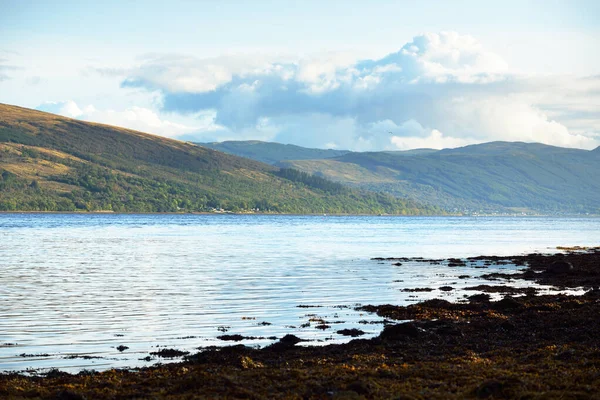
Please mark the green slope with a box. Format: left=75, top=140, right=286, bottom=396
left=280, top=142, right=600, bottom=214
left=0, top=104, right=439, bottom=215
left=198, top=140, right=350, bottom=165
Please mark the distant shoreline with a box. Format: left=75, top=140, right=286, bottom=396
left=0, top=210, right=440, bottom=216
left=0, top=211, right=598, bottom=217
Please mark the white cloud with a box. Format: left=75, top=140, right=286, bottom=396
left=89, top=32, right=600, bottom=150
left=384, top=31, right=509, bottom=83
left=296, top=53, right=359, bottom=93
left=89, top=106, right=199, bottom=137
left=392, top=129, right=475, bottom=150
left=117, top=53, right=294, bottom=94
left=36, top=100, right=202, bottom=138
left=442, top=95, right=599, bottom=148
left=37, top=100, right=83, bottom=118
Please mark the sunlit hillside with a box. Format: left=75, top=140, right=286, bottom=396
left=0, top=104, right=440, bottom=215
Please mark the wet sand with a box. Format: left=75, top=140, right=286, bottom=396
left=1, top=248, right=599, bottom=399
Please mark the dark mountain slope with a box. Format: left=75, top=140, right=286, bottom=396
left=198, top=140, right=350, bottom=165
left=281, top=142, right=600, bottom=214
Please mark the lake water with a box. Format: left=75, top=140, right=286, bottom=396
left=0, top=214, right=598, bottom=373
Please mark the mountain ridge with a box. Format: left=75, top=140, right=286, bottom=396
left=202, top=139, right=599, bottom=214
left=0, top=103, right=438, bottom=215
left=198, top=140, right=351, bottom=165
left=437, top=141, right=590, bottom=156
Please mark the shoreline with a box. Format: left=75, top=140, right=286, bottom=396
left=1, top=211, right=598, bottom=217
left=1, top=248, right=599, bottom=398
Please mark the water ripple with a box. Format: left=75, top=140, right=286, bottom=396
left=1, top=214, right=598, bottom=373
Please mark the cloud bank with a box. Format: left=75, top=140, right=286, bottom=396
left=36, top=100, right=201, bottom=138
left=86, top=32, right=600, bottom=150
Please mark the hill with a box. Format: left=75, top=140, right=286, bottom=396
left=278, top=142, right=600, bottom=214
left=198, top=140, right=350, bottom=165
left=0, top=104, right=439, bottom=214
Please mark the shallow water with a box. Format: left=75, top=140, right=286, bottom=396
left=0, top=214, right=598, bottom=373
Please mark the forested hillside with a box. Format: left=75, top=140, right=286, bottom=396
left=280, top=142, right=600, bottom=214
left=198, top=140, right=350, bottom=164
left=0, top=104, right=440, bottom=215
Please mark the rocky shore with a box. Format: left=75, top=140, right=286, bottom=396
left=1, top=248, right=599, bottom=399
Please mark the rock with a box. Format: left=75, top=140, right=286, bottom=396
left=447, top=258, right=466, bottom=267
left=522, top=270, right=536, bottom=278
left=420, top=299, right=452, bottom=308
left=468, top=293, right=491, bottom=303
left=279, top=334, right=303, bottom=345
left=546, top=260, right=574, bottom=274
left=266, top=334, right=304, bottom=352
left=493, top=296, right=522, bottom=311
left=217, top=334, right=246, bottom=341
left=432, top=321, right=463, bottom=337
left=401, top=287, right=434, bottom=292
left=150, top=348, right=189, bottom=358
left=337, top=328, right=365, bottom=337
left=45, top=369, right=70, bottom=378
left=380, top=322, right=423, bottom=340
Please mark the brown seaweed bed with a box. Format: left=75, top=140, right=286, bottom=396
left=1, top=247, right=599, bottom=399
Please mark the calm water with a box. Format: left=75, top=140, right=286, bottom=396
left=0, top=214, right=598, bottom=373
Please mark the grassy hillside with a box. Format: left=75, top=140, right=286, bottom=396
left=280, top=142, right=600, bottom=214
left=198, top=140, right=350, bottom=165
left=0, top=104, right=440, bottom=215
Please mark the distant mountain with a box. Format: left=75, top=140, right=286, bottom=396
left=438, top=141, right=578, bottom=156
left=383, top=149, right=439, bottom=157
left=198, top=140, right=351, bottom=165
left=193, top=139, right=600, bottom=214
left=279, top=141, right=600, bottom=214
left=0, top=104, right=439, bottom=215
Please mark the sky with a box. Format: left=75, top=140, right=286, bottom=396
left=1, top=0, right=599, bottom=151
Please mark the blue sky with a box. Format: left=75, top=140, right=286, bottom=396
left=1, top=0, right=599, bottom=150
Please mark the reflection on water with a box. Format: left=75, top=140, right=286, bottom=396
left=0, top=214, right=598, bottom=372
